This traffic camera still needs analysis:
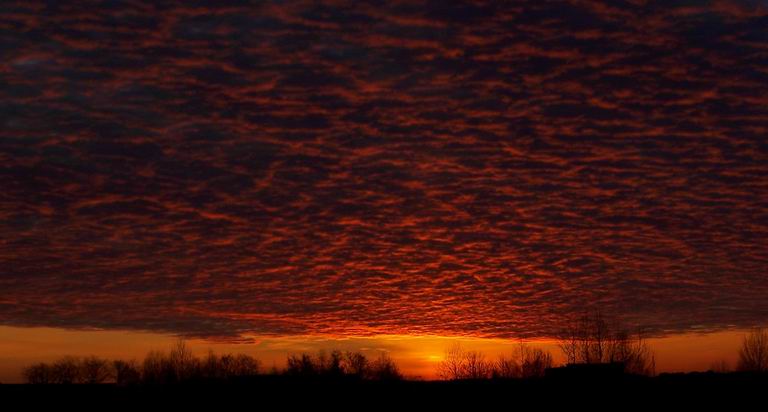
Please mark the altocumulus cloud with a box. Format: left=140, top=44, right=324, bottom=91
left=1, top=0, right=767, bottom=340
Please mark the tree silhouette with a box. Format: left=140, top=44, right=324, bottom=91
left=169, top=339, right=197, bottom=382
left=22, top=342, right=402, bottom=384
left=285, top=353, right=316, bottom=377
left=518, top=343, right=553, bottom=378
left=23, top=363, right=53, bottom=384
left=436, top=344, right=494, bottom=380
left=462, top=350, right=493, bottom=379
left=738, top=328, right=768, bottom=373
left=557, top=311, right=655, bottom=376
left=493, top=354, right=518, bottom=379
left=368, top=353, right=402, bottom=381
left=344, top=351, right=369, bottom=378
left=282, top=350, right=400, bottom=380
left=113, top=359, right=141, bottom=385
left=437, top=343, right=466, bottom=380
left=142, top=350, right=171, bottom=384
left=80, top=356, right=112, bottom=384
left=51, top=356, right=81, bottom=384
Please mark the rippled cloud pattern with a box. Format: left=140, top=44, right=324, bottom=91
left=1, top=0, right=767, bottom=340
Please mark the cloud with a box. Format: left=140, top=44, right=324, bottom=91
left=1, top=0, right=767, bottom=340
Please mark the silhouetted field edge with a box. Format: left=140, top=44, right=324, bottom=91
left=2, top=373, right=767, bottom=409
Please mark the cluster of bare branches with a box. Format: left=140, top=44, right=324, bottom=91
left=437, top=342, right=553, bottom=380
left=557, top=311, right=655, bottom=376
left=437, top=344, right=493, bottom=380
left=738, top=328, right=768, bottom=372
left=285, top=350, right=402, bottom=380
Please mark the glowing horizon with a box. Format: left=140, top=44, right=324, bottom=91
left=1, top=0, right=767, bottom=385
left=0, top=326, right=749, bottom=383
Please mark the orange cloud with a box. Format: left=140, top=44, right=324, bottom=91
left=0, top=0, right=767, bottom=344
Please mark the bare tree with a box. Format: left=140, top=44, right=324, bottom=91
left=493, top=355, right=519, bottom=379
left=368, top=353, right=401, bottom=381
left=607, top=330, right=655, bottom=376
left=519, top=345, right=553, bottom=378
left=202, top=350, right=223, bottom=379
left=344, top=351, right=369, bottom=378
left=463, top=350, right=493, bottom=379
left=436, top=343, right=494, bottom=380
left=51, top=356, right=81, bottom=384
left=738, top=328, right=768, bottom=372
left=437, top=343, right=466, bottom=380
left=285, top=353, right=316, bottom=376
left=491, top=341, right=554, bottom=379
left=169, top=339, right=198, bottom=381
left=283, top=350, right=398, bottom=380
left=558, top=311, right=655, bottom=376
left=321, top=350, right=344, bottom=377
left=142, top=350, right=170, bottom=384
left=232, top=353, right=261, bottom=377
left=558, top=311, right=609, bottom=364
left=113, top=360, right=141, bottom=385
left=23, top=363, right=53, bottom=384
left=80, top=356, right=112, bottom=384
left=200, top=351, right=260, bottom=380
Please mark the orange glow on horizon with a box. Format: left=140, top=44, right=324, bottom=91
left=0, top=326, right=749, bottom=383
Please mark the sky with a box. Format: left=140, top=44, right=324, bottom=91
left=1, top=0, right=768, bottom=381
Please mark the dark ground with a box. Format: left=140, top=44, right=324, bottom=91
left=2, top=373, right=766, bottom=410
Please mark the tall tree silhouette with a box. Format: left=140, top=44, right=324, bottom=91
left=738, top=328, right=768, bottom=372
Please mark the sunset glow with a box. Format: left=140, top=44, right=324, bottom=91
left=0, top=326, right=749, bottom=382
left=1, top=0, right=767, bottom=386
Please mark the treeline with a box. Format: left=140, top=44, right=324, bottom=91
left=23, top=340, right=401, bottom=384
left=285, top=351, right=401, bottom=380
left=20, top=316, right=768, bottom=384
left=433, top=323, right=768, bottom=381
left=437, top=343, right=553, bottom=380
left=435, top=311, right=655, bottom=381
